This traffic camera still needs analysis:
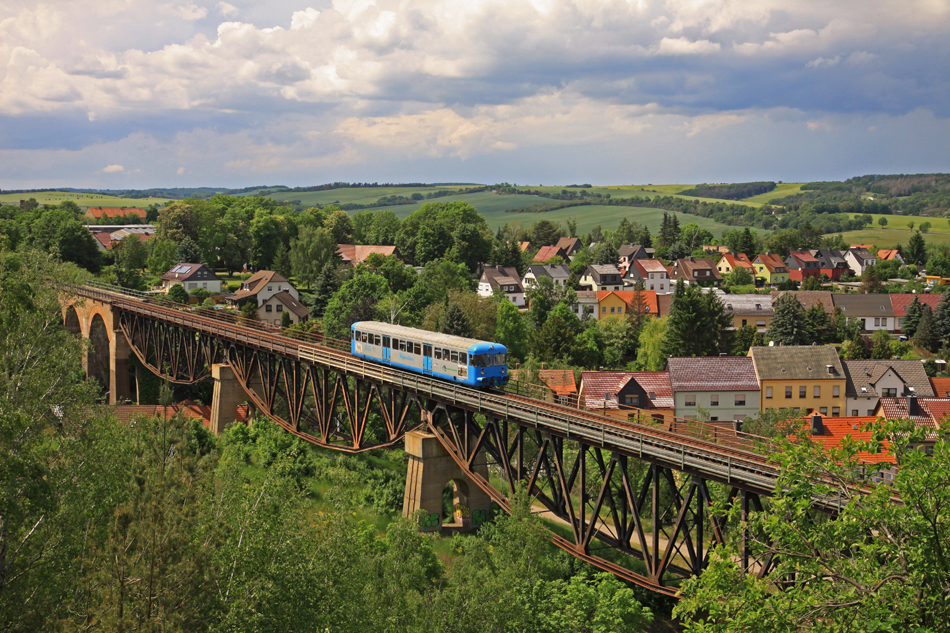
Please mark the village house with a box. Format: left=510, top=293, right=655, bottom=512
left=716, top=252, right=755, bottom=277
left=555, top=237, right=583, bottom=259
left=229, top=270, right=299, bottom=306
left=667, top=356, right=761, bottom=425
left=810, top=249, right=851, bottom=280
left=477, top=266, right=525, bottom=306
left=749, top=345, right=846, bottom=417
left=160, top=263, right=223, bottom=294
left=336, top=244, right=401, bottom=266
left=579, top=264, right=625, bottom=291
left=532, top=245, right=569, bottom=263
left=844, top=247, right=877, bottom=277
left=889, top=293, right=943, bottom=331
left=258, top=291, right=309, bottom=327
left=625, top=259, right=671, bottom=294
left=595, top=290, right=658, bottom=320
left=84, top=206, right=147, bottom=223
left=752, top=253, right=789, bottom=286
left=669, top=257, right=722, bottom=287
left=842, top=359, right=935, bottom=417
left=878, top=249, right=904, bottom=264
left=832, top=294, right=895, bottom=332
left=522, top=264, right=571, bottom=290
left=578, top=371, right=674, bottom=425
left=721, top=294, right=773, bottom=331
left=784, top=250, right=821, bottom=281
left=617, top=244, right=653, bottom=269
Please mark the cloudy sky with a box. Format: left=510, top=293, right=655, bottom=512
left=1, top=0, right=948, bottom=189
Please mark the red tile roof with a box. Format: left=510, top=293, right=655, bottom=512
left=534, top=245, right=565, bottom=262
left=337, top=244, right=400, bottom=265
left=667, top=356, right=759, bottom=391
left=930, top=377, right=950, bottom=398
left=720, top=253, right=755, bottom=270
left=803, top=416, right=896, bottom=464
left=595, top=290, right=659, bottom=314
left=889, top=293, right=942, bottom=317
left=878, top=249, right=901, bottom=261
left=538, top=369, right=577, bottom=395
left=93, top=232, right=113, bottom=249
left=875, top=397, right=950, bottom=428
left=630, top=371, right=674, bottom=409
left=755, top=253, right=788, bottom=273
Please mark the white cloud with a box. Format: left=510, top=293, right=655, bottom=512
left=806, top=55, right=840, bottom=68
left=654, top=37, right=720, bottom=55
left=177, top=166, right=186, bottom=174
left=173, top=3, right=209, bottom=20
left=216, top=2, right=238, bottom=17
left=102, top=164, right=125, bottom=172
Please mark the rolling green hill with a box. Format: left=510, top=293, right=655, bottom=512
left=0, top=191, right=173, bottom=208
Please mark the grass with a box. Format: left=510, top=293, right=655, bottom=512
left=839, top=227, right=950, bottom=250
left=0, top=190, right=173, bottom=208
left=266, top=185, right=463, bottom=207
left=850, top=213, right=950, bottom=233
left=742, top=183, right=806, bottom=204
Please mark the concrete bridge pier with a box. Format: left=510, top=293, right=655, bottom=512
left=210, top=363, right=246, bottom=434
left=402, top=429, right=492, bottom=532
left=109, top=329, right=134, bottom=405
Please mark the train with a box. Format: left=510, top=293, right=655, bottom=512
left=350, top=321, right=509, bottom=389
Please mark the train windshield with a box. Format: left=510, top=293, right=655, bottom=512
left=494, top=353, right=507, bottom=366
left=471, top=354, right=490, bottom=367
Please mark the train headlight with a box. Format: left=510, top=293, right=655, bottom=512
left=480, top=369, right=484, bottom=375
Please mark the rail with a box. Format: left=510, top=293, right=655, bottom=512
left=74, top=283, right=789, bottom=498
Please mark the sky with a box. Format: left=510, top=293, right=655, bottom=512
left=0, top=0, right=948, bottom=189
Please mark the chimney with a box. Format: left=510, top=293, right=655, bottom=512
left=811, top=413, right=824, bottom=435
left=541, top=363, right=547, bottom=370
left=936, top=359, right=947, bottom=373
left=908, top=395, right=918, bottom=416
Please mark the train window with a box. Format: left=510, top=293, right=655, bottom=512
left=443, top=348, right=450, bottom=360
left=471, top=355, right=488, bottom=367
left=494, top=353, right=507, bottom=366
left=351, top=330, right=356, bottom=340
left=450, top=351, right=459, bottom=363
left=459, top=352, right=467, bottom=365
left=399, top=341, right=407, bottom=352
left=374, top=335, right=381, bottom=346
left=434, top=348, right=442, bottom=360
left=423, top=344, right=432, bottom=357
left=383, top=336, right=390, bottom=348
left=414, top=343, right=421, bottom=355
left=391, top=338, right=398, bottom=349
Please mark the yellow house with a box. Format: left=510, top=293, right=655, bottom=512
left=716, top=252, right=755, bottom=277
left=596, top=291, right=659, bottom=320
left=748, top=346, right=846, bottom=417
left=752, top=253, right=789, bottom=286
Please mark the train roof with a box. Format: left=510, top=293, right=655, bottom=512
left=352, top=321, right=506, bottom=353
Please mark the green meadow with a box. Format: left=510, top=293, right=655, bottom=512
left=0, top=191, right=173, bottom=208
left=741, top=182, right=806, bottom=204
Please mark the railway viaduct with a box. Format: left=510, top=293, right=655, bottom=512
left=63, top=283, right=817, bottom=596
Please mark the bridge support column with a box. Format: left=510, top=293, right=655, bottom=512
left=403, top=429, right=491, bottom=532
left=210, top=364, right=246, bottom=434
left=109, top=329, right=133, bottom=405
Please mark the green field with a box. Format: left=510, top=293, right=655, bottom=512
left=266, top=185, right=463, bottom=207
left=742, top=183, right=805, bottom=204
left=840, top=227, right=950, bottom=250
left=0, top=191, right=173, bottom=208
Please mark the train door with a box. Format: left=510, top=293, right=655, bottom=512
left=422, top=344, right=433, bottom=375
left=382, top=336, right=391, bottom=363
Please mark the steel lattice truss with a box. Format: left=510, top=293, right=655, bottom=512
left=107, top=298, right=789, bottom=595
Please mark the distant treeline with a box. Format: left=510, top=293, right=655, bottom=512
left=678, top=182, right=776, bottom=200
left=773, top=174, right=950, bottom=216
left=280, top=181, right=481, bottom=194
left=291, top=185, right=490, bottom=211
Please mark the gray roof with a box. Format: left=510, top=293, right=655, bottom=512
left=831, top=293, right=895, bottom=317
left=667, top=357, right=760, bottom=391
left=271, top=291, right=309, bottom=319
left=771, top=291, right=835, bottom=314
left=527, top=264, right=571, bottom=280
left=481, top=266, right=523, bottom=291
left=749, top=346, right=844, bottom=381
left=842, top=360, right=935, bottom=399
left=589, top=264, right=622, bottom=276
left=720, top=294, right=774, bottom=316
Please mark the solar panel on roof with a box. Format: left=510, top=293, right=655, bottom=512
left=171, top=265, right=182, bottom=272
left=179, top=266, right=192, bottom=273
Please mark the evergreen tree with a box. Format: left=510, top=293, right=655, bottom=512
left=494, top=298, right=528, bottom=361
left=844, top=331, right=870, bottom=360
left=870, top=329, right=892, bottom=359
left=805, top=301, right=832, bottom=344
left=902, top=295, right=924, bottom=338
left=906, top=231, right=926, bottom=266
left=932, top=291, right=950, bottom=346
left=731, top=324, right=764, bottom=355
left=592, top=241, right=620, bottom=266
left=662, top=279, right=731, bottom=357
left=859, top=264, right=885, bottom=294
left=915, top=305, right=937, bottom=352
left=738, top=227, right=757, bottom=258
left=273, top=243, right=292, bottom=279
left=309, top=260, right=342, bottom=318
left=177, top=235, right=203, bottom=263
left=659, top=212, right=681, bottom=247
left=767, top=293, right=814, bottom=346
left=438, top=301, right=473, bottom=338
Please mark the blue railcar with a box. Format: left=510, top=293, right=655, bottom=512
left=350, top=322, right=509, bottom=389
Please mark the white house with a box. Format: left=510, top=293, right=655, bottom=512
left=478, top=266, right=525, bottom=306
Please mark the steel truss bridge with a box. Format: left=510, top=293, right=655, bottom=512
left=69, top=284, right=835, bottom=597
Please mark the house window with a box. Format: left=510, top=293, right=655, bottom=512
left=820, top=407, right=828, bottom=415
left=267, top=286, right=272, bottom=292
left=265, top=305, right=272, bottom=312
left=742, top=319, right=747, bottom=326
left=881, top=388, right=897, bottom=397
left=685, top=394, right=696, bottom=406
left=710, top=394, right=719, bottom=406
left=650, top=285, right=655, bottom=290
left=601, top=307, right=607, bottom=313
left=276, top=305, right=283, bottom=312
left=785, top=387, right=792, bottom=399
left=624, top=395, right=639, bottom=406
left=202, top=282, right=207, bottom=288
left=799, top=386, right=806, bottom=398
left=756, top=321, right=766, bottom=327
left=618, top=306, right=623, bottom=313
left=852, top=409, right=858, bottom=416
left=814, top=386, right=820, bottom=398
left=735, top=395, right=746, bottom=406
left=833, top=385, right=840, bottom=397
left=610, top=307, right=615, bottom=313
left=766, top=387, right=773, bottom=399
left=832, top=407, right=840, bottom=416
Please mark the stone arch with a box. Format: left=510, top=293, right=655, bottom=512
left=64, top=304, right=82, bottom=336
left=88, top=313, right=111, bottom=391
